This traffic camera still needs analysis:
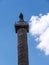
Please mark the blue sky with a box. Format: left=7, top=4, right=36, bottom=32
left=0, top=0, right=49, bottom=65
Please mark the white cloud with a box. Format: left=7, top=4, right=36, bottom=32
left=29, top=13, right=49, bottom=55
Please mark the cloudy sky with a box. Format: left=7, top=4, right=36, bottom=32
left=0, top=0, right=49, bottom=65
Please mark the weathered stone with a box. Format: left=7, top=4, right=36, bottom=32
left=15, top=13, right=29, bottom=65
